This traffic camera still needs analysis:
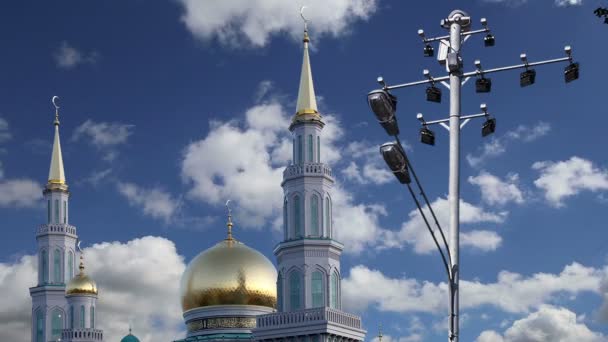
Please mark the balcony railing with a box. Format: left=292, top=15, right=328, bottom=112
left=61, top=328, right=103, bottom=341
left=283, top=163, right=333, bottom=181
left=37, top=224, right=77, bottom=236
left=256, top=307, right=362, bottom=330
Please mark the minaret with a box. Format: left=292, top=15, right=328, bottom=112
left=30, top=97, right=79, bottom=342
left=253, top=24, right=365, bottom=342
left=64, top=255, right=103, bottom=341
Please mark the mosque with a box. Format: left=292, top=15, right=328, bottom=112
left=29, top=26, right=367, bottom=342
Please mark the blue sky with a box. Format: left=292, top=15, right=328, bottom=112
left=1, top=1, right=608, bottom=341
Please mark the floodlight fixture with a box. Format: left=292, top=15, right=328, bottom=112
left=484, top=33, right=495, bottom=47
left=474, top=60, right=492, bottom=93
left=380, top=142, right=411, bottom=184
left=424, top=44, right=435, bottom=57
left=420, top=126, right=436, bottom=146
left=481, top=117, right=496, bottom=137
left=564, top=62, right=579, bottom=83
left=519, top=54, right=536, bottom=87
left=367, top=89, right=399, bottom=136
left=424, top=70, right=441, bottom=103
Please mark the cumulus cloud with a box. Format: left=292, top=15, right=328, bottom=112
left=72, top=119, right=134, bottom=161
left=467, top=122, right=550, bottom=168
left=0, top=236, right=186, bottom=342
left=468, top=171, right=524, bottom=206
left=117, top=182, right=181, bottom=223
left=0, top=117, right=11, bottom=143
left=340, top=141, right=393, bottom=185
left=476, top=305, right=604, bottom=342
left=0, top=179, right=42, bottom=208
left=53, top=41, right=98, bottom=69
left=384, top=197, right=506, bottom=254
left=342, top=262, right=602, bottom=314
left=177, top=0, right=379, bottom=47
left=532, top=156, right=608, bottom=207
left=555, top=0, right=583, bottom=6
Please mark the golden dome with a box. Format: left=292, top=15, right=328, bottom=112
left=66, top=258, right=98, bottom=296
left=179, top=237, right=277, bottom=312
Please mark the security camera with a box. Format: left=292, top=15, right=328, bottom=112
left=423, top=69, right=430, bottom=77
left=480, top=103, right=487, bottom=112
left=564, top=45, right=572, bottom=56
left=480, top=18, right=487, bottom=26
left=520, top=53, right=528, bottom=62
left=418, top=29, right=425, bottom=38
left=417, top=113, right=425, bottom=122
left=475, top=60, right=482, bottom=68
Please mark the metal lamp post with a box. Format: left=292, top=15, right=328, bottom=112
left=367, top=9, right=578, bottom=342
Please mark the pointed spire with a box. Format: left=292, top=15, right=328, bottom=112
left=47, top=96, right=67, bottom=188
left=78, top=254, right=85, bottom=274
left=225, top=200, right=234, bottom=241
left=295, top=12, right=318, bottom=117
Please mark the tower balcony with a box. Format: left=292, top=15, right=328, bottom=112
left=254, top=307, right=365, bottom=341
left=61, top=328, right=104, bottom=341
left=37, top=223, right=77, bottom=237
left=282, top=163, right=334, bottom=183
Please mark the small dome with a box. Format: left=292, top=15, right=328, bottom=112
left=180, top=237, right=277, bottom=312
left=66, top=258, right=97, bottom=296
left=120, top=333, right=140, bottom=342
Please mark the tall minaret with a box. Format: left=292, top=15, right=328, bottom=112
left=30, top=97, right=79, bottom=342
left=275, top=24, right=342, bottom=312
left=253, top=23, right=365, bottom=342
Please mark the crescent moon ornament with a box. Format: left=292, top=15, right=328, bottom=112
left=77, top=240, right=82, bottom=253
left=300, top=6, right=309, bottom=31
left=52, top=96, right=60, bottom=109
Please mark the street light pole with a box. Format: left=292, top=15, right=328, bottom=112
left=367, top=9, right=578, bottom=342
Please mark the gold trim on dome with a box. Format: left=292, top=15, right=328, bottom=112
left=296, top=108, right=318, bottom=115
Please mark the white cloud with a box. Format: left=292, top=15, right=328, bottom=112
left=532, top=156, right=608, bottom=207
left=72, top=119, right=134, bottom=147
left=555, top=0, right=583, bottom=6
left=467, top=122, right=550, bottom=168
left=0, top=179, right=42, bottom=208
left=342, top=262, right=602, bottom=315
left=384, top=197, right=506, bottom=254
left=117, top=182, right=181, bottom=223
left=476, top=305, right=604, bottom=342
left=53, top=41, right=98, bottom=69
left=0, top=236, right=186, bottom=342
left=340, top=141, right=392, bottom=185
left=177, top=0, right=378, bottom=47
left=468, top=171, right=524, bottom=206
left=482, top=0, right=528, bottom=6
left=0, top=117, right=11, bottom=143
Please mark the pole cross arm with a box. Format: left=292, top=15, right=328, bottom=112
left=382, top=55, right=572, bottom=91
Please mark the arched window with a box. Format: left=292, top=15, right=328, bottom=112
left=294, top=196, right=301, bottom=238
left=80, top=305, right=85, bottom=328
left=90, top=306, right=95, bottom=329
left=330, top=271, right=339, bottom=309
left=283, top=201, right=289, bottom=240
left=68, top=251, right=74, bottom=280
left=308, top=135, right=313, bottom=162
left=36, top=310, right=44, bottom=342
left=54, top=199, right=59, bottom=224
left=41, top=250, right=48, bottom=284
left=312, top=271, right=324, bottom=307
left=63, top=200, right=67, bottom=224
left=292, top=138, right=295, bottom=164
left=277, top=273, right=283, bottom=311
left=47, top=200, right=51, bottom=223
left=289, top=271, right=302, bottom=311
left=317, top=136, right=321, bottom=162
left=53, top=248, right=61, bottom=283
left=325, top=197, right=332, bottom=238
left=310, top=195, right=319, bottom=236
left=51, top=308, right=63, bottom=340
left=297, top=135, right=303, bottom=164
left=70, top=305, right=74, bottom=329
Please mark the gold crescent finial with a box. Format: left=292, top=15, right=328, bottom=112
left=300, top=6, right=310, bottom=43
left=225, top=200, right=234, bottom=240
left=52, top=96, right=60, bottom=126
